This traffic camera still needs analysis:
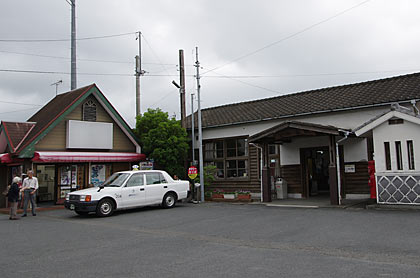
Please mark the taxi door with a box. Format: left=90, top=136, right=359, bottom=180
left=121, top=173, right=146, bottom=208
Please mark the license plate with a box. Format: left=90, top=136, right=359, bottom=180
left=70, top=204, right=75, bottom=210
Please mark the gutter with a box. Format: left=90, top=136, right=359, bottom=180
left=336, top=131, right=350, bottom=205
left=249, top=143, right=263, bottom=202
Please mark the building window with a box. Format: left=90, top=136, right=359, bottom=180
left=407, top=140, right=415, bottom=170
left=268, top=144, right=277, bottom=155
left=204, top=138, right=248, bottom=180
left=227, top=159, right=248, bottom=178
left=204, top=141, right=224, bottom=159
left=388, top=119, right=404, bottom=125
left=384, top=142, right=391, bottom=170
left=83, top=100, right=97, bottom=122
left=226, top=138, right=247, bottom=157
left=395, top=141, right=403, bottom=170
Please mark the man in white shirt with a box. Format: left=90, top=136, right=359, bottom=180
left=21, top=169, right=39, bottom=216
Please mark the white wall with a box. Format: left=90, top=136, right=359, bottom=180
left=279, top=136, right=368, bottom=165
left=343, top=137, right=368, bottom=163
left=200, top=106, right=390, bottom=142
left=280, top=136, right=329, bottom=165
left=373, top=120, right=420, bottom=173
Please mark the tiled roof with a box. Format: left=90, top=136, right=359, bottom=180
left=185, top=72, right=420, bottom=129
left=1, top=122, right=35, bottom=152
left=16, top=84, right=94, bottom=153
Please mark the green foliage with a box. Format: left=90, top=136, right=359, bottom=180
left=194, top=165, right=217, bottom=188
left=135, top=108, right=189, bottom=178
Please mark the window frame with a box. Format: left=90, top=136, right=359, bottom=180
left=384, top=142, right=391, bottom=171
left=203, top=137, right=250, bottom=181
left=395, top=141, right=403, bottom=170
left=125, top=173, right=144, bottom=187
left=407, top=140, right=415, bottom=170
left=82, top=99, right=97, bottom=122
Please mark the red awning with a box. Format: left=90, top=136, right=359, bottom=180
left=32, top=151, right=146, bottom=163
left=0, top=153, right=13, bottom=164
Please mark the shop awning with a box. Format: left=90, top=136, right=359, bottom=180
left=32, top=151, right=146, bottom=163
left=0, top=153, right=13, bottom=164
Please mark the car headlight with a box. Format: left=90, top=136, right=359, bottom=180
left=65, top=194, right=69, bottom=201
left=80, top=195, right=92, bottom=202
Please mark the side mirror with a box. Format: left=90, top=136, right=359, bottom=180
left=97, top=185, right=105, bottom=192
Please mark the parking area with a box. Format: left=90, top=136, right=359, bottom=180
left=1, top=202, right=420, bottom=278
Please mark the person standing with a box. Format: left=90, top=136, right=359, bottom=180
left=8, top=177, right=21, bottom=220
left=21, top=170, right=38, bottom=217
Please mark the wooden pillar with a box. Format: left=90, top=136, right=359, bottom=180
left=262, top=142, right=272, bottom=202
left=328, top=135, right=338, bottom=205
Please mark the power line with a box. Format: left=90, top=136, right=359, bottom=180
left=2, top=68, right=418, bottom=78
left=0, top=100, right=42, bottom=107
left=205, top=68, right=282, bottom=94
left=0, top=31, right=136, bottom=43
left=0, top=69, right=133, bottom=76
left=141, top=34, right=174, bottom=78
left=203, top=69, right=420, bottom=78
left=0, top=107, right=39, bottom=116
left=0, top=50, right=179, bottom=66
left=202, top=0, right=372, bottom=75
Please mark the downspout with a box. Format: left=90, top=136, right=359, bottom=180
left=411, top=100, right=420, bottom=115
left=336, top=131, right=349, bottom=205
left=250, top=143, right=263, bottom=202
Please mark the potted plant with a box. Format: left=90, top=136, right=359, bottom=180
left=211, top=189, right=224, bottom=199
left=223, top=191, right=236, bottom=199
left=236, top=190, right=252, bottom=200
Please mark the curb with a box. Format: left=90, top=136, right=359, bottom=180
left=0, top=206, right=65, bottom=215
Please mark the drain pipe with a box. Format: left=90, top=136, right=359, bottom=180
left=250, top=143, right=263, bottom=202
left=411, top=100, right=420, bottom=115
left=336, top=131, right=349, bottom=205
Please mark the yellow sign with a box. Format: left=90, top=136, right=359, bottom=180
left=188, top=166, right=198, bottom=179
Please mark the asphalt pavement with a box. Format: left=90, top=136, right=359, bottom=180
left=1, top=202, right=419, bottom=278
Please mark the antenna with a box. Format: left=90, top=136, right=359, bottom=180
left=51, top=80, right=63, bottom=96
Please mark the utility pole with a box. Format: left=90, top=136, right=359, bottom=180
left=179, top=49, right=186, bottom=127
left=195, top=47, right=204, bottom=203
left=191, top=93, right=195, bottom=163
left=70, top=0, right=77, bottom=90
left=135, top=31, right=143, bottom=117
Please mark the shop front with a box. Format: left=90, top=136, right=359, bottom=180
left=32, top=151, right=145, bottom=204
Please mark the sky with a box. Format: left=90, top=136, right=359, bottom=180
left=1, top=0, right=420, bottom=127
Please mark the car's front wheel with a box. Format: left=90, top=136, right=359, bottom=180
left=96, top=198, right=114, bottom=217
left=162, top=192, right=177, bottom=209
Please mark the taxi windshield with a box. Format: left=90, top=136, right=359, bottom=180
left=102, top=173, right=130, bottom=187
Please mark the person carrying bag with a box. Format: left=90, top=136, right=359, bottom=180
left=8, top=177, right=21, bottom=220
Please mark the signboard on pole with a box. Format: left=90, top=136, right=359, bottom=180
left=188, top=166, right=198, bottom=180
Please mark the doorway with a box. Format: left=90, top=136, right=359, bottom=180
left=301, top=147, right=330, bottom=198
left=36, top=165, right=55, bottom=202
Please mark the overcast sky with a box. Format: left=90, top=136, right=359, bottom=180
left=1, top=0, right=420, bottom=127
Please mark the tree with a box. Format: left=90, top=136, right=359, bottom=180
left=135, top=108, right=189, bottom=178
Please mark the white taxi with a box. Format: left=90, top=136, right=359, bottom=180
left=64, top=170, right=189, bottom=217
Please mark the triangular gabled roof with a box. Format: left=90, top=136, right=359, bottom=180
left=17, top=84, right=140, bottom=158
left=354, top=108, right=420, bottom=136
left=0, top=121, right=36, bottom=153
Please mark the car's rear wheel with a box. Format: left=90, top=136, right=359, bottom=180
left=162, top=192, right=177, bottom=209
left=96, top=199, right=114, bottom=217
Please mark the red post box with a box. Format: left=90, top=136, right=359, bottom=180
left=368, top=160, right=376, bottom=199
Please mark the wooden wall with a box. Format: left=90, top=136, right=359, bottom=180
left=280, top=164, right=302, bottom=194
left=343, top=161, right=369, bottom=195
left=36, top=96, right=135, bottom=152
left=206, top=145, right=261, bottom=193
